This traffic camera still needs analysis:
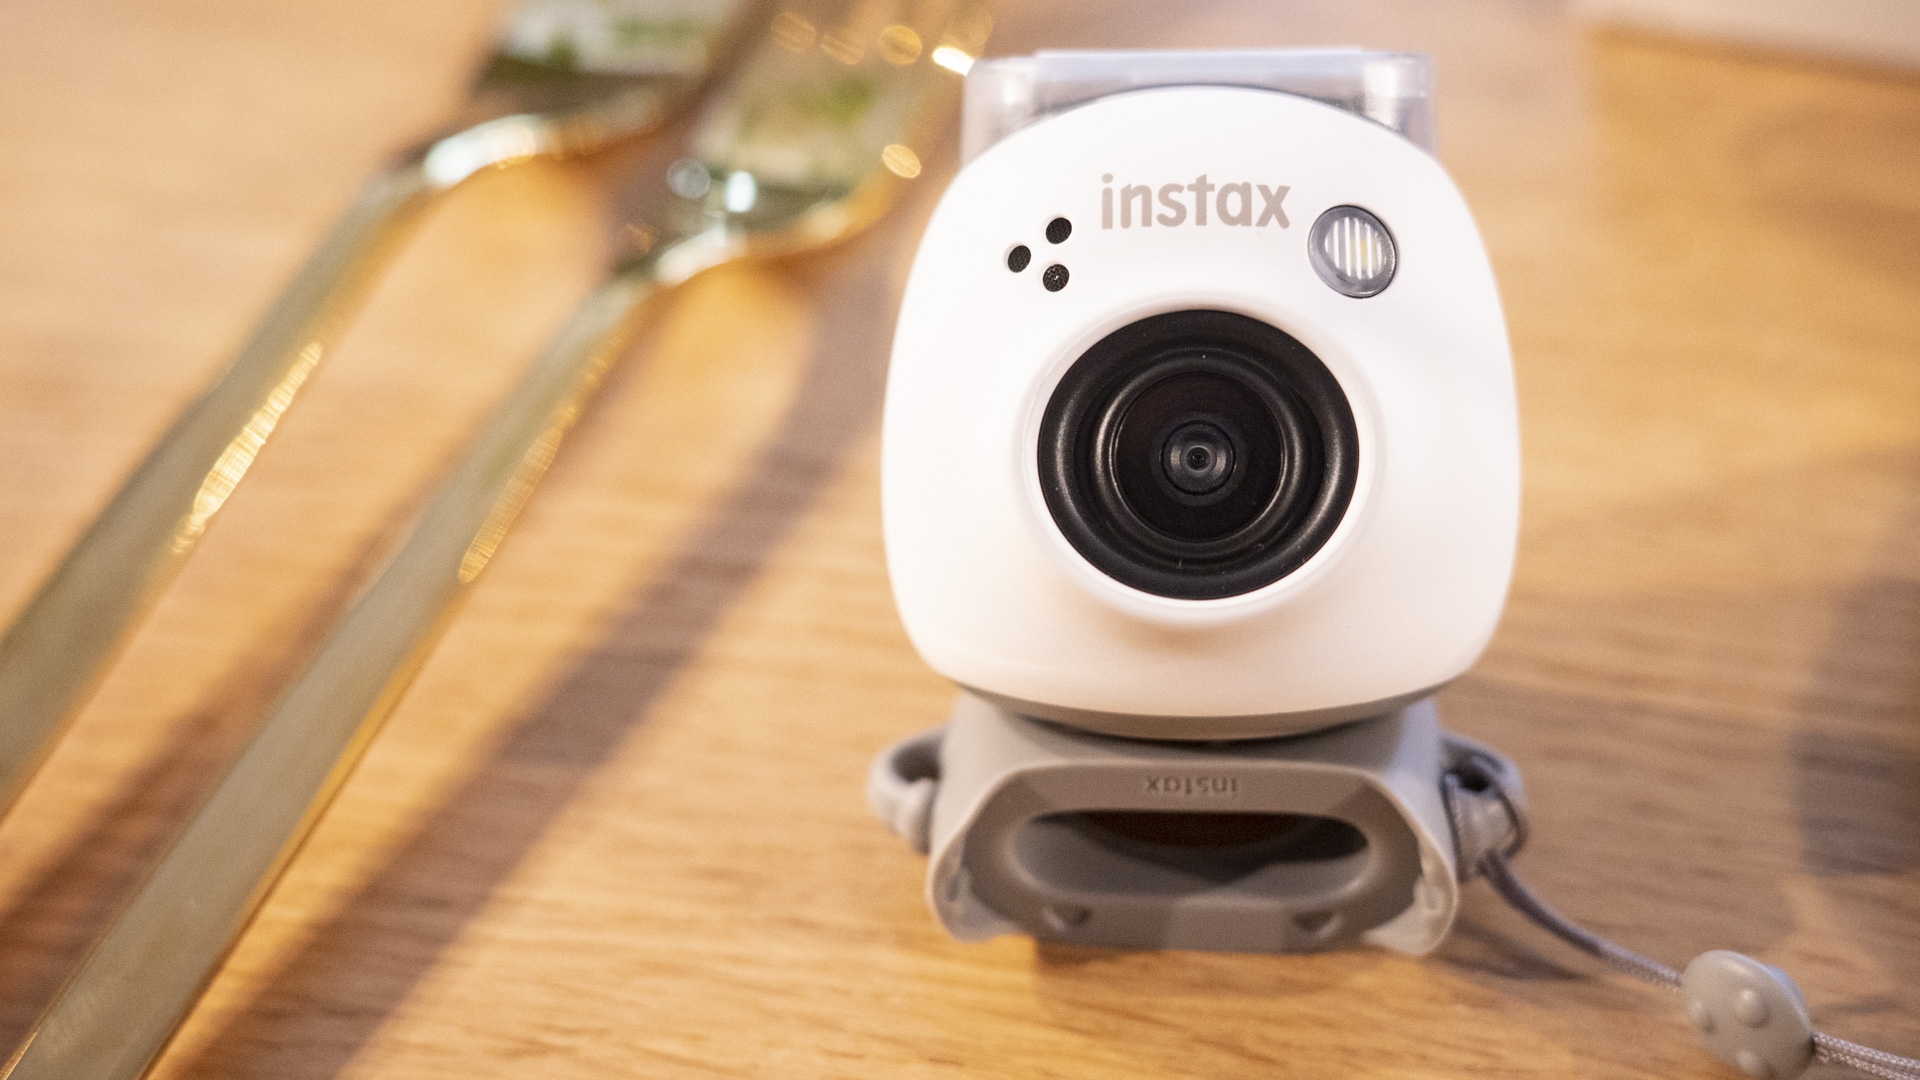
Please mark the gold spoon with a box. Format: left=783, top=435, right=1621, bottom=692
left=0, top=2, right=984, bottom=1076
left=0, top=0, right=761, bottom=821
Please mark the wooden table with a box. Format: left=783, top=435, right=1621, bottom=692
left=1, top=1, right=1916, bottom=1076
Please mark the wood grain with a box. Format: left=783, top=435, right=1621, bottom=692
left=0, top=1, right=1916, bottom=1077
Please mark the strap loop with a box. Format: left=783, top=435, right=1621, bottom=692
left=867, top=727, right=944, bottom=855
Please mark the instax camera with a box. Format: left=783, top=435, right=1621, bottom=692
left=883, top=50, right=1518, bottom=740
left=872, top=50, right=1523, bottom=954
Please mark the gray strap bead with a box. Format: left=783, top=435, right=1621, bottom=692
left=1681, top=950, right=1816, bottom=1079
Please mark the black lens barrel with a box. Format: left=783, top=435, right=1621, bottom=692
left=1038, top=310, right=1358, bottom=600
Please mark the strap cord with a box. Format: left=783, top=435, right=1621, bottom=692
left=1441, top=757, right=1920, bottom=1079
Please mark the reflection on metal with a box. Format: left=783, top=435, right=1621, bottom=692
left=624, top=220, right=661, bottom=254
left=459, top=419, right=566, bottom=585
left=932, top=45, right=974, bottom=73
left=174, top=341, right=322, bottom=554
left=882, top=143, right=922, bottom=178
left=420, top=113, right=557, bottom=187
left=880, top=24, right=922, bottom=64
left=0, top=1, right=760, bottom=832
left=820, top=27, right=866, bottom=64
left=724, top=168, right=760, bottom=211
left=771, top=9, right=817, bottom=51
left=0, top=3, right=975, bottom=1078
left=666, top=157, right=713, bottom=197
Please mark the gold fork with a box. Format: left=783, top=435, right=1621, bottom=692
left=0, top=2, right=986, bottom=1076
left=0, top=0, right=761, bottom=820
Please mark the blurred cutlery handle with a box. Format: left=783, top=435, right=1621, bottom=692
left=1, top=265, right=664, bottom=1080
left=0, top=160, right=438, bottom=817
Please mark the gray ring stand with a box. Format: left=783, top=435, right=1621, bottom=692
left=870, top=693, right=1522, bottom=955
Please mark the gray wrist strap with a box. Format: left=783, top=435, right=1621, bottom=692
left=1441, top=758, right=1920, bottom=1080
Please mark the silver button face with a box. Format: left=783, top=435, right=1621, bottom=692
left=1308, top=205, right=1397, bottom=298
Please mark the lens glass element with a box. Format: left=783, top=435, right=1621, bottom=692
left=1112, top=373, right=1277, bottom=538
left=1161, top=420, right=1235, bottom=496
left=1038, top=310, right=1359, bottom=599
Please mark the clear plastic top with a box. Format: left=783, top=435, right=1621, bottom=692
left=961, top=49, right=1435, bottom=163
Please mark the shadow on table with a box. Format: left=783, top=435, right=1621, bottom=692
left=1792, top=568, right=1920, bottom=880
left=164, top=228, right=906, bottom=1079
left=0, top=496, right=420, bottom=1049
left=1789, top=453, right=1920, bottom=1035
left=1795, top=722, right=1920, bottom=877
left=1034, top=940, right=1379, bottom=999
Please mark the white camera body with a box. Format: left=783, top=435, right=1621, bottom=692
left=881, top=54, right=1519, bottom=740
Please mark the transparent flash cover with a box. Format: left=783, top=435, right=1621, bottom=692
left=961, top=48, right=1435, bottom=162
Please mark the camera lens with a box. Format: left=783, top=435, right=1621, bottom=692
left=1039, top=310, right=1358, bottom=599
left=1109, top=371, right=1279, bottom=542
left=1162, top=420, right=1234, bottom=496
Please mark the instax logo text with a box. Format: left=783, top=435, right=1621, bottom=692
left=1101, top=173, right=1290, bottom=229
